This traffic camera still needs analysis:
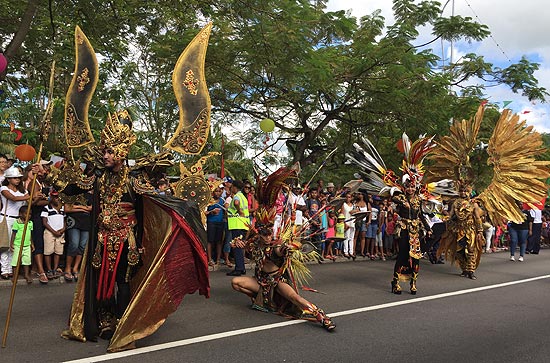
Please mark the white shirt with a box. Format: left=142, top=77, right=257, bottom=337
left=287, top=193, right=306, bottom=225
left=342, top=202, right=355, bottom=227
left=0, top=186, right=26, bottom=217
left=370, top=206, right=379, bottom=223
left=530, top=209, right=542, bottom=224
left=41, top=205, right=65, bottom=230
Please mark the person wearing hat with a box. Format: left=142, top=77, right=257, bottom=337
left=0, top=166, right=30, bottom=279
left=221, top=176, right=233, bottom=199
left=228, top=167, right=335, bottom=331
left=47, top=111, right=209, bottom=350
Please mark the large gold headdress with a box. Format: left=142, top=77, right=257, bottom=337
left=100, top=110, right=137, bottom=160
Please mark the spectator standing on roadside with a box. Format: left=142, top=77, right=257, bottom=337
left=508, top=202, right=533, bottom=262
left=0, top=154, right=9, bottom=183
left=24, top=162, right=51, bottom=284
left=366, top=195, right=379, bottom=259
left=206, top=186, right=226, bottom=266
left=305, top=188, right=322, bottom=245
left=64, top=191, right=92, bottom=282
left=527, top=207, right=543, bottom=254
left=0, top=167, right=30, bottom=280
left=287, top=184, right=307, bottom=229
left=340, top=192, right=356, bottom=259
left=10, top=205, right=34, bottom=284
left=226, top=180, right=249, bottom=276
left=273, top=189, right=287, bottom=240
left=384, top=212, right=396, bottom=257
left=41, top=190, right=66, bottom=280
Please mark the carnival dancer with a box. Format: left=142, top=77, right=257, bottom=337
left=436, top=185, right=484, bottom=279
left=229, top=167, right=335, bottom=331
left=390, top=180, right=432, bottom=294
left=45, top=111, right=209, bottom=351
left=347, top=133, right=438, bottom=295
left=429, top=104, right=550, bottom=278
left=48, top=24, right=212, bottom=352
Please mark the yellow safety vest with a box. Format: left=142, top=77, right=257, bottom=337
left=227, top=191, right=249, bottom=230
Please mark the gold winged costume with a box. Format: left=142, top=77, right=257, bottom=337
left=430, top=104, right=550, bottom=278
left=58, top=24, right=213, bottom=352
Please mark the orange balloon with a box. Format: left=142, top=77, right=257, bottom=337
left=15, top=144, right=36, bottom=161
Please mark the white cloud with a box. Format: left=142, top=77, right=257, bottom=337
left=327, top=0, right=550, bottom=133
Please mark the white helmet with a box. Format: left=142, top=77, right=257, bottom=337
left=4, top=166, right=23, bottom=178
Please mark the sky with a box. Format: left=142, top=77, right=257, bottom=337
left=326, top=0, right=550, bottom=133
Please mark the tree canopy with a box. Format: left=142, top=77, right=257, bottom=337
left=0, top=0, right=547, bottom=183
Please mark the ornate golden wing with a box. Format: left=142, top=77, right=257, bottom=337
left=164, top=23, right=212, bottom=155
left=427, top=104, right=484, bottom=183
left=478, top=109, right=550, bottom=224
left=64, top=26, right=98, bottom=148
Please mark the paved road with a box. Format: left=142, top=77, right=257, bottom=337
left=1, top=250, right=549, bottom=363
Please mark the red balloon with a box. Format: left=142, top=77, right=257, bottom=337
left=0, top=54, right=7, bottom=74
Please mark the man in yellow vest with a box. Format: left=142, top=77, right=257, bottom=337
left=227, top=180, right=249, bottom=276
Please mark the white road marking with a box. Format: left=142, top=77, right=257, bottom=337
left=63, top=274, right=550, bottom=363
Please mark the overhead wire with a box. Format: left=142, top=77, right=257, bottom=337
left=461, top=0, right=513, bottom=63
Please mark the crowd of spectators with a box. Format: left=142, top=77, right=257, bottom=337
left=0, top=154, right=91, bottom=284
left=0, top=151, right=548, bottom=284
left=204, top=176, right=550, bottom=270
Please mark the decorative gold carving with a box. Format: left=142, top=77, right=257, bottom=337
left=167, top=108, right=209, bottom=154
left=172, top=175, right=211, bottom=211
left=130, top=171, right=156, bottom=195
left=77, top=68, right=90, bottom=92
left=199, top=24, right=211, bottom=43
left=65, top=103, right=92, bottom=147
left=76, top=33, right=84, bottom=45
left=183, top=69, right=199, bottom=95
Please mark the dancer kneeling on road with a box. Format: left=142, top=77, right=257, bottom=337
left=229, top=167, right=335, bottom=331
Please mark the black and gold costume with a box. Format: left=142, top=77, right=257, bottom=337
left=391, top=193, right=431, bottom=294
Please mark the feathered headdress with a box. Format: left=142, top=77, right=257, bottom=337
left=346, top=133, right=436, bottom=196
left=399, top=133, right=437, bottom=188
left=254, top=166, right=298, bottom=227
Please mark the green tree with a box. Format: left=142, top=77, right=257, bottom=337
left=1, top=0, right=548, bottom=174
left=207, top=0, right=547, bottom=171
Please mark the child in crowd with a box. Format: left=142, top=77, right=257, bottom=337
left=334, top=213, right=346, bottom=257
left=10, top=205, right=34, bottom=284
left=324, top=210, right=336, bottom=261
left=41, top=190, right=66, bottom=279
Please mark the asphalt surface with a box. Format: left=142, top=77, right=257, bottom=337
left=1, top=249, right=549, bottom=363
